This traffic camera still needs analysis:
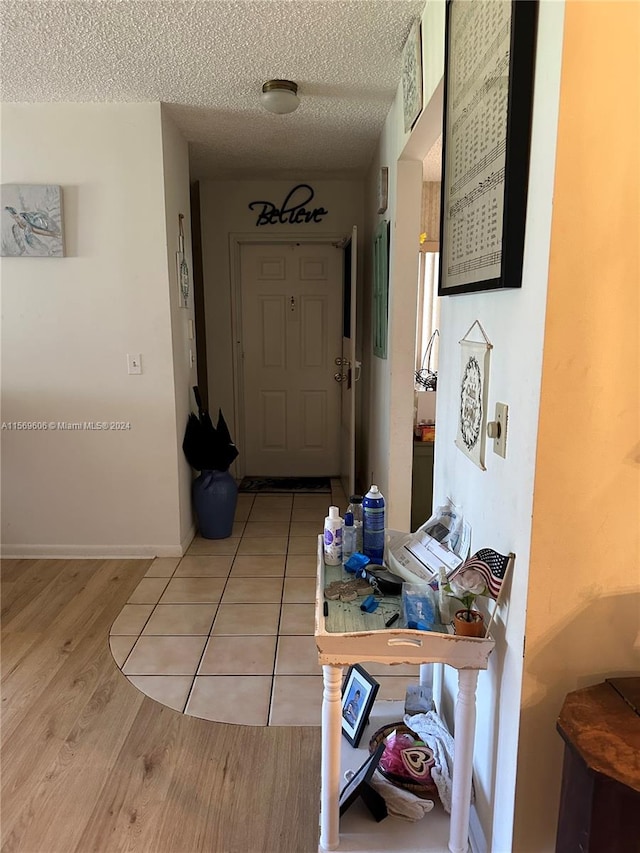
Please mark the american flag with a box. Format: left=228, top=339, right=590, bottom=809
left=448, top=549, right=512, bottom=600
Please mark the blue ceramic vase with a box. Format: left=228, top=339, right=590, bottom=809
left=192, top=469, right=238, bottom=539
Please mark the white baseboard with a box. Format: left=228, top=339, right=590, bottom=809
left=1, top=543, right=183, bottom=559
left=1, top=524, right=197, bottom=560
left=469, top=804, right=488, bottom=853
left=180, top=523, right=196, bottom=555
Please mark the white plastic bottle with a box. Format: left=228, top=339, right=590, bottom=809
left=347, top=495, right=364, bottom=553
left=363, top=485, right=385, bottom=562
left=323, top=506, right=343, bottom=566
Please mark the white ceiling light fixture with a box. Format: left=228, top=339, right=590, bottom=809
left=260, top=79, right=300, bottom=114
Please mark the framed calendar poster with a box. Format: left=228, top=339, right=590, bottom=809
left=438, top=0, right=538, bottom=295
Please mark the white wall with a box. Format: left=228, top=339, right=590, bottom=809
left=514, top=3, right=640, bottom=849
left=436, top=6, right=566, bottom=848
left=363, top=0, right=566, bottom=848
left=384, top=158, right=422, bottom=527
left=1, top=103, right=187, bottom=557
left=362, top=0, right=445, bottom=527
left=361, top=93, right=402, bottom=507
left=160, top=106, right=197, bottom=550
left=199, top=179, right=364, bottom=464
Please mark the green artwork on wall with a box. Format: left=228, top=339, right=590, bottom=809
left=373, top=219, right=390, bottom=359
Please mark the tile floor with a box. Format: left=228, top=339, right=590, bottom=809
left=109, top=480, right=419, bottom=726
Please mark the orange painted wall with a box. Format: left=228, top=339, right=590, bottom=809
left=513, top=2, right=640, bottom=850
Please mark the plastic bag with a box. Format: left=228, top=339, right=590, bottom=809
left=387, top=498, right=471, bottom=585
left=402, top=583, right=437, bottom=631
left=420, top=498, right=470, bottom=558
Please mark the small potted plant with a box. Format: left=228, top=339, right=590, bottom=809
left=443, top=568, right=487, bottom=637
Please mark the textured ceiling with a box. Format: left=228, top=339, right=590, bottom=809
left=0, top=0, right=427, bottom=179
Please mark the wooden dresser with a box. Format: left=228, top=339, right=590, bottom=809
left=556, top=678, right=640, bottom=852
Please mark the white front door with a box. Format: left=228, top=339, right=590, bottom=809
left=240, top=242, right=343, bottom=476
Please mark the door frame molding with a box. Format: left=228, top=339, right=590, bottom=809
left=229, top=232, right=349, bottom=479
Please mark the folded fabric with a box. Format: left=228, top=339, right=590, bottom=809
left=403, top=710, right=459, bottom=814
left=369, top=771, right=434, bottom=821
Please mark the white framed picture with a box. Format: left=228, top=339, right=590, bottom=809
left=402, top=19, right=423, bottom=133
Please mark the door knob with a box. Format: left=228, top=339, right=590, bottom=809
left=334, top=372, right=347, bottom=382
left=335, top=357, right=351, bottom=367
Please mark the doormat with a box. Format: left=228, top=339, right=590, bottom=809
left=239, top=477, right=331, bottom=494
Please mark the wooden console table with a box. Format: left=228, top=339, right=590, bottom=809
left=314, top=539, right=495, bottom=853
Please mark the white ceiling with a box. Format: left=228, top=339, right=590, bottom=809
left=0, top=0, right=429, bottom=180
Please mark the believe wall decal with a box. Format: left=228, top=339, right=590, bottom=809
left=248, top=184, right=328, bottom=226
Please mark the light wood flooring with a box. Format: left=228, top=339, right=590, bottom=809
left=1, top=557, right=321, bottom=853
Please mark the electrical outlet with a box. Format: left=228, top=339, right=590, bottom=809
left=493, top=402, right=508, bottom=458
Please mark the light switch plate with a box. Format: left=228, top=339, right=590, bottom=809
left=127, top=353, right=142, bottom=375
left=493, top=402, right=508, bottom=458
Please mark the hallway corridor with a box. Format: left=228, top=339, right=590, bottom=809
left=109, top=483, right=419, bottom=725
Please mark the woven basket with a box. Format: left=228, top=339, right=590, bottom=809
left=369, top=722, right=438, bottom=799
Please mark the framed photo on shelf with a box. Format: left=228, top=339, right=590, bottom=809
left=438, top=0, right=538, bottom=295
left=341, top=664, right=379, bottom=747
left=338, top=742, right=387, bottom=821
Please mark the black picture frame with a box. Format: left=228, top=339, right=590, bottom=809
left=438, top=0, right=538, bottom=296
left=341, top=664, right=379, bottom=748
left=339, top=742, right=387, bottom=822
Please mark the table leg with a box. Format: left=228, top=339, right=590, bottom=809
left=319, top=664, right=343, bottom=851
left=448, top=669, right=479, bottom=853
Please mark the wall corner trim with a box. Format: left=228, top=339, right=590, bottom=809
left=469, top=803, right=488, bottom=853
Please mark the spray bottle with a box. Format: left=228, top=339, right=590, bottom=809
left=363, top=485, right=385, bottom=562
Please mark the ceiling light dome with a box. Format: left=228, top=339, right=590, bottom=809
left=260, top=79, right=300, bottom=114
